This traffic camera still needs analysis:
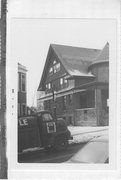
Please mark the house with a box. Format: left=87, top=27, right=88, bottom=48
left=37, top=43, right=109, bottom=126
left=18, top=63, right=27, bottom=117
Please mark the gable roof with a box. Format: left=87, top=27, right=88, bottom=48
left=38, top=43, right=109, bottom=90
left=51, top=44, right=101, bottom=78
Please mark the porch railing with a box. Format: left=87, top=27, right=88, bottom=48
left=74, top=108, right=97, bottom=126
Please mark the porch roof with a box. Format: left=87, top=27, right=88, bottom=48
left=76, top=81, right=109, bottom=89
left=37, top=87, right=86, bottom=101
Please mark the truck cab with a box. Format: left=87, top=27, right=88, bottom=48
left=18, top=110, right=72, bottom=153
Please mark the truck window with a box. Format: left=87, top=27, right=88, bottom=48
left=42, top=113, right=53, bottom=122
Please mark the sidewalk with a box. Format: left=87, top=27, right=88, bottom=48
left=68, top=126, right=108, bottom=136
left=68, top=126, right=109, bottom=144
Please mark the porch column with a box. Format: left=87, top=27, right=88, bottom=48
left=95, top=88, right=102, bottom=126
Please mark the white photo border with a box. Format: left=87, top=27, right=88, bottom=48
left=6, top=0, right=120, bottom=179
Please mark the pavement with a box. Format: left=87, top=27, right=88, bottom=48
left=68, top=126, right=108, bottom=144
left=68, top=126, right=108, bottom=136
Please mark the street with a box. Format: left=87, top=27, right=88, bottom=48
left=18, top=143, right=86, bottom=163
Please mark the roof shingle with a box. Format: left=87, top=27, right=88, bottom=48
left=51, top=44, right=101, bottom=77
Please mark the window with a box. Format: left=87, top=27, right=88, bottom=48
left=21, top=74, right=26, bottom=92
left=64, top=77, right=68, bottom=87
left=53, top=60, right=56, bottom=65
left=68, top=94, right=72, bottom=104
left=64, top=78, right=68, bottom=84
left=60, top=78, right=63, bottom=85
left=42, top=113, right=53, bottom=122
left=46, top=100, right=51, bottom=110
left=55, top=63, right=60, bottom=72
left=52, top=60, right=61, bottom=74
left=49, top=67, right=53, bottom=75
left=60, top=76, right=68, bottom=89
left=48, top=83, right=51, bottom=89
left=53, top=65, right=57, bottom=73
left=46, top=83, right=51, bottom=90
left=21, top=104, right=26, bottom=116
left=62, top=96, right=67, bottom=110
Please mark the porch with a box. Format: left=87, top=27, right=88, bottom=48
left=73, top=86, right=109, bottom=126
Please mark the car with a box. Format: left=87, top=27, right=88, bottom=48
left=67, top=134, right=109, bottom=163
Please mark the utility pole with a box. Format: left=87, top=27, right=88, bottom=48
left=0, top=0, right=7, bottom=178
left=52, top=84, right=57, bottom=119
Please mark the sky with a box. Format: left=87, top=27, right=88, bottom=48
left=10, top=19, right=116, bottom=107
left=7, top=0, right=118, bottom=107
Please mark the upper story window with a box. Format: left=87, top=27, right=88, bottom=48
left=48, top=83, right=51, bottom=89
left=46, top=83, right=51, bottom=90
left=53, top=63, right=60, bottom=73
left=55, top=63, right=60, bottom=72
left=60, top=76, right=68, bottom=89
left=60, top=78, right=64, bottom=85
left=21, top=103, right=27, bottom=116
left=68, top=94, right=72, bottom=104
left=64, top=77, right=68, bottom=84
left=62, top=96, right=67, bottom=110
left=53, top=60, right=56, bottom=65
left=21, top=74, right=26, bottom=92
left=49, top=67, right=53, bottom=75
left=49, top=60, right=61, bottom=76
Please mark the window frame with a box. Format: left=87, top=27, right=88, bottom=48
left=68, top=94, right=73, bottom=105
left=62, top=96, right=67, bottom=110
left=21, top=73, right=26, bottom=92
left=42, top=113, right=53, bottom=122
left=49, top=67, right=53, bottom=75
left=21, top=103, right=27, bottom=117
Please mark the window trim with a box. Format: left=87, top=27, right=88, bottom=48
left=21, top=103, right=27, bottom=117
left=49, top=67, right=53, bottom=75
left=63, top=95, right=67, bottom=110
left=21, top=73, right=26, bottom=92
left=68, top=94, right=73, bottom=105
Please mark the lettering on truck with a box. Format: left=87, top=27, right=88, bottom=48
left=19, top=119, right=28, bottom=126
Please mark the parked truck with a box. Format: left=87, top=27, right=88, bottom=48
left=18, top=110, right=72, bottom=153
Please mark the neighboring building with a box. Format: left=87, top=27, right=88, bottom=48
left=37, top=43, right=109, bottom=126
left=0, top=0, right=7, bottom=178
left=18, top=63, right=27, bottom=117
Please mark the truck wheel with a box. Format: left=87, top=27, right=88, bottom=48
left=54, top=136, right=68, bottom=151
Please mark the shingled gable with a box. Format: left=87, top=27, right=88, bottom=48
left=51, top=44, right=101, bottom=77
left=38, top=44, right=101, bottom=90
left=37, top=44, right=69, bottom=91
